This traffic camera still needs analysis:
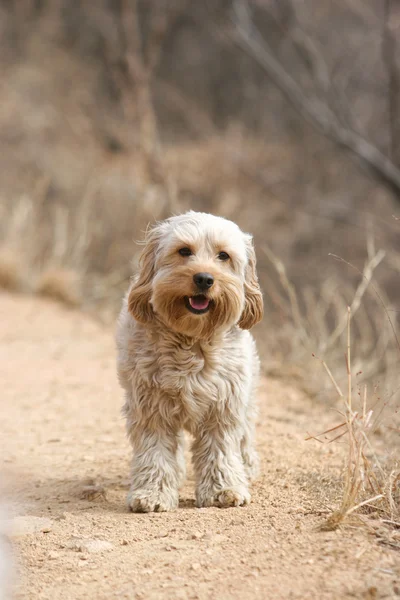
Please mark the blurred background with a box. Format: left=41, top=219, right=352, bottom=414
left=0, top=0, right=399, bottom=405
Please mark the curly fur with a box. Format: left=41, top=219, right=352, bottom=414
left=116, top=211, right=263, bottom=511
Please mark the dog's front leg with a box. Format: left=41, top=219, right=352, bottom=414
left=126, top=418, right=180, bottom=513
left=192, top=422, right=250, bottom=508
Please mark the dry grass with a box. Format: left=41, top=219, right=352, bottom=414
left=307, top=307, right=399, bottom=538
left=262, top=239, right=400, bottom=535
left=262, top=239, right=400, bottom=399
left=0, top=196, right=96, bottom=308
left=0, top=250, right=24, bottom=291
left=35, top=268, right=82, bottom=307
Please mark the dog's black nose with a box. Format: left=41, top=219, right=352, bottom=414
left=193, top=272, right=214, bottom=290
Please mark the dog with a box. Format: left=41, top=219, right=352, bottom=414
left=116, top=211, right=263, bottom=511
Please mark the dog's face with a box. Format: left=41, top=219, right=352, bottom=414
left=128, top=212, right=263, bottom=338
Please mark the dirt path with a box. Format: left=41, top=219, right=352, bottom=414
left=1, top=291, right=398, bottom=600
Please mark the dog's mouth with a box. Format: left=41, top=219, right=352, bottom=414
left=184, top=295, right=212, bottom=315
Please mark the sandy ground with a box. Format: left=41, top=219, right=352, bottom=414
left=1, top=291, right=399, bottom=600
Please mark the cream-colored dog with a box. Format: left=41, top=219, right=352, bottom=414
left=116, top=211, right=263, bottom=511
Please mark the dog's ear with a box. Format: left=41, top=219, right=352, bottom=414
left=128, top=225, right=161, bottom=323
left=238, top=235, right=264, bottom=330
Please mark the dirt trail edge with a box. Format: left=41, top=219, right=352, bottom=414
left=1, top=292, right=398, bottom=600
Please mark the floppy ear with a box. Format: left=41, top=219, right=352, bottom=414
left=128, top=225, right=161, bottom=323
left=238, top=236, right=264, bottom=330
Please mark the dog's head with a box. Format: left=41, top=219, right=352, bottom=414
left=128, top=212, right=263, bottom=338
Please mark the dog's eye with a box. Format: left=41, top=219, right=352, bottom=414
left=218, top=251, right=230, bottom=261
left=178, top=247, right=193, bottom=257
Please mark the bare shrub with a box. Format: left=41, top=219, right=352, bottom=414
left=306, top=309, right=399, bottom=539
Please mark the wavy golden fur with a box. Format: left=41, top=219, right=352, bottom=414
left=117, top=211, right=263, bottom=511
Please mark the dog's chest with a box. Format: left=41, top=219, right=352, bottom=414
left=153, top=340, right=225, bottom=416
left=152, top=335, right=246, bottom=425
left=155, top=341, right=213, bottom=388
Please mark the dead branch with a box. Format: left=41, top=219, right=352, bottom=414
left=320, top=249, right=386, bottom=354
left=231, top=0, right=400, bottom=197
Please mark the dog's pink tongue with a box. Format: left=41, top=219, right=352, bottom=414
left=189, top=296, right=209, bottom=310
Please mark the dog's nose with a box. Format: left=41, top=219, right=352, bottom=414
left=193, top=272, right=214, bottom=290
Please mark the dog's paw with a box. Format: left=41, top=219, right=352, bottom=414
left=196, top=487, right=251, bottom=509
left=127, top=488, right=178, bottom=513
left=218, top=488, right=251, bottom=507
